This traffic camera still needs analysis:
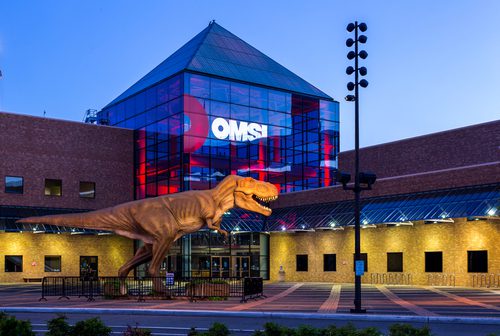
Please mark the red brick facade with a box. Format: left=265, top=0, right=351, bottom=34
left=274, top=120, right=500, bottom=208
left=0, top=112, right=134, bottom=210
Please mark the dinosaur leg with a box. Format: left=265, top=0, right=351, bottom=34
left=118, top=244, right=153, bottom=295
left=118, top=243, right=153, bottom=277
left=148, top=239, right=174, bottom=293
left=207, top=218, right=228, bottom=237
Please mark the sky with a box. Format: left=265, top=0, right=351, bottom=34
left=0, top=1, right=498, bottom=151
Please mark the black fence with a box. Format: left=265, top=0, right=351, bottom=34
left=39, top=276, right=264, bottom=302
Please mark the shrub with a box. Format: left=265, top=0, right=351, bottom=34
left=256, top=322, right=294, bottom=336
left=72, top=317, right=112, bottom=336
left=188, top=322, right=231, bottom=336
left=388, top=323, right=432, bottom=336
left=123, top=324, right=152, bottom=336
left=0, top=312, right=35, bottom=336
left=46, top=315, right=72, bottom=336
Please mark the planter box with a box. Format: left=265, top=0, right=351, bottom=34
left=186, top=283, right=230, bottom=298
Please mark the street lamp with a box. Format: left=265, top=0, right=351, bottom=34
left=343, top=21, right=376, bottom=314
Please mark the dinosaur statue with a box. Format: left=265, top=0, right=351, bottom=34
left=17, top=175, right=278, bottom=280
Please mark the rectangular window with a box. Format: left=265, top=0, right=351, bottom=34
left=296, top=254, right=308, bottom=272
left=323, top=254, right=336, bottom=272
left=44, top=256, right=61, bottom=272
left=468, top=250, right=488, bottom=273
left=425, top=252, right=443, bottom=272
left=5, top=256, right=23, bottom=272
left=79, top=182, right=95, bottom=198
left=387, top=252, right=403, bottom=272
left=45, top=179, right=62, bottom=196
left=353, top=253, right=368, bottom=272
left=5, top=176, right=23, bottom=194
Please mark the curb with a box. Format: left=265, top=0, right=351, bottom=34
left=1, top=307, right=499, bottom=325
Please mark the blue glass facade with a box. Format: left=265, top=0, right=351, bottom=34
left=99, top=72, right=338, bottom=198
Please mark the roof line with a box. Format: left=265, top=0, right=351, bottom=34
left=185, top=22, right=216, bottom=70
left=340, top=119, right=500, bottom=154
left=273, top=182, right=500, bottom=210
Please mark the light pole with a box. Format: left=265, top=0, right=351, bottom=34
left=343, top=21, right=376, bottom=314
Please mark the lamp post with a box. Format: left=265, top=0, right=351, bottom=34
left=342, top=21, right=375, bottom=314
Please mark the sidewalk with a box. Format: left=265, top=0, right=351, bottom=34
left=1, top=282, right=499, bottom=319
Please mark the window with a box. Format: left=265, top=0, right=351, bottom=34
left=425, top=252, right=443, bottom=272
left=387, top=252, right=403, bottom=272
left=468, top=250, right=488, bottom=273
left=5, top=176, right=23, bottom=194
left=44, top=256, right=61, bottom=272
left=323, top=254, right=336, bottom=272
left=296, top=255, right=308, bottom=272
left=353, top=253, right=368, bottom=272
left=5, top=256, right=23, bottom=272
left=79, top=182, right=95, bottom=198
left=45, top=179, right=62, bottom=196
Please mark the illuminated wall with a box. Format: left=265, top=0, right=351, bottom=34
left=269, top=219, right=499, bottom=286
left=99, top=72, right=339, bottom=198
left=0, top=233, right=133, bottom=283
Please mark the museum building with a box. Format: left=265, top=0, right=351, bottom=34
left=0, top=22, right=498, bottom=285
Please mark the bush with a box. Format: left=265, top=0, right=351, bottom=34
left=72, top=317, right=112, bottom=336
left=188, top=322, right=231, bottom=336
left=46, top=315, right=72, bottom=336
left=123, top=324, right=152, bottom=336
left=388, top=323, right=432, bottom=336
left=0, top=312, right=35, bottom=336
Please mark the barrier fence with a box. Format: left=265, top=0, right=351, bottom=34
left=369, top=273, right=412, bottom=285
left=39, top=276, right=264, bottom=302
left=470, top=273, right=500, bottom=288
left=427, top=273, right=456, bottom=287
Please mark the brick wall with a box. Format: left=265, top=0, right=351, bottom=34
left=274, top=120, right=500, bottom=208
left=0, top=232, right=134, bottom=282
left=0, top=112, right=134, bottom=209
left=270, top=219, right=498, bottom=286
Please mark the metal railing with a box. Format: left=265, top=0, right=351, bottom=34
left=427, top=273, right=456, bottom=287
left=370, top=273, right=412, bottom=285
left=39, top=276, right=264, bottom=302
left=470, top=273, right=500, bottom=288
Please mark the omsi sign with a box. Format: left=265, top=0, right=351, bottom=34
left=212, top=117, right=268, bottom=142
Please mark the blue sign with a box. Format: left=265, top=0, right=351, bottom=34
left=166, top=273, right=175, bottom=286
left=355, top=260, right=365, bottom=276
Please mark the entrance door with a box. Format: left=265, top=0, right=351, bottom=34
left=235, top=256, right=250, bottom=278
left=211, top=256, right=230, bottom=278
left=80, top=256, right=98, bottom=279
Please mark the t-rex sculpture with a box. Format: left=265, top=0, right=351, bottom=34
left=17, top=175, right=278, bottom=280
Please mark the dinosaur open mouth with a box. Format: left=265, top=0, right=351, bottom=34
left=252, top=195, right=277, bottom=212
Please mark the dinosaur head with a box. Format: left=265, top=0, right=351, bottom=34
left=233, top=177, right=279, bottom=216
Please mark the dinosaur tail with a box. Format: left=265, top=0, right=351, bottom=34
left=16, top=208, right=126, bottom=232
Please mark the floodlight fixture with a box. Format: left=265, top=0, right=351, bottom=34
left=346, top=66, right=355, bottom=75
left=335, top=170, right=351, bottom=188
left=347, top=51, right=356, bottom=60
left=347, top=82, right=355, bottom=91
left=358, top=22, right=367, bottom=32
left=359, top=67, right=367, bottom=76
left=359, top=172, right=377, bottom=186
left=358, top=35, right=367, bottom=43
left=359, top=79, right=369, bottom=88
left=359, top=50, right=368, bottom=59
left=346, top=38, right=355, bottom=47
left=345, top=95, right=356, bottom=102
left=347, top=23, right=356, bottom=32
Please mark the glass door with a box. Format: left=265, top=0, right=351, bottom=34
left=235, top=256, right=250, bottom=278
left=80, top=256, right=98, bottom=279
left=211, top=256, right=230, bottom=278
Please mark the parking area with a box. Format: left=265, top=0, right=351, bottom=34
left=1, top=282, right=499, bottom=318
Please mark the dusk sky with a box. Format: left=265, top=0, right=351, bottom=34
left=0, top=1, right=498, bottom=151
